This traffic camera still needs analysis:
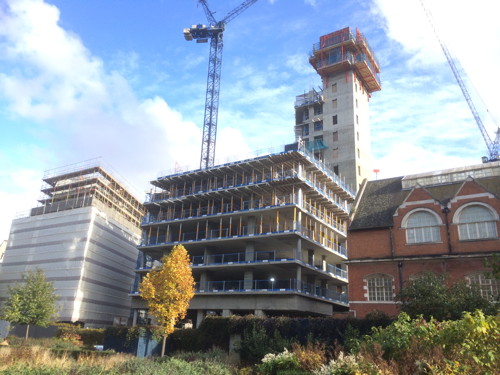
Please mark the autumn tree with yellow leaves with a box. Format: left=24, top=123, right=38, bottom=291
left=139, top=244, right=195, bottom=356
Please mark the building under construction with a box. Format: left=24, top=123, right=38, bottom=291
left=295, top=27, right=381, bottom=192
left=131, top=144, right=354, bottom=326
left=0, top=159, right=144, bottom=327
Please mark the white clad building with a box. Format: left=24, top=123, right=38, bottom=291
left=0, top=160, right=144, bottom=327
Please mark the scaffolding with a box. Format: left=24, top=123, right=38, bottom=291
left=309, top=27, right=381, bottom=93
left=32, top=159, right=145, bottom=230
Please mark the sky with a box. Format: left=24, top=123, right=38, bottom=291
left=1, top=0, right=499, bottom=241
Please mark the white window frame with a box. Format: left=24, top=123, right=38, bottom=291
left=402, top=208, right=442, bottom=244
left=466, top=272, right=499, bottom=302
left=365, top=274, right=393, bottom=301
left=453, top=202, right=498, bottom=240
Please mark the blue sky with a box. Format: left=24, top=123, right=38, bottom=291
left=1, top=0, right=499, bottom=240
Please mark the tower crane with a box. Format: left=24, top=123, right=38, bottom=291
left=420, top=0, right=500, bottom=162
left=184, top=0, right=259, bottom=169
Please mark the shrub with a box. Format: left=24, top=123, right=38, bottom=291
left=257, top=348, right=302, bottom=375
left=314, top=352, right=380, bottom=375
left=291, top=341, right=327, bottom=372
left=359, top=310, right=500, bottom=375
left=238, top=323, right=296, bottom=364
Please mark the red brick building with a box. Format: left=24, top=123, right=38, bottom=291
left=347, top=162, right=500, bottom=318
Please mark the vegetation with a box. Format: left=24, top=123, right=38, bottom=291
left=396, top=271, right=497, bottom=320
left=139, top=245, right=195, bottom=356
left=1, top=269, right=59, bottom=339
left=1, top=310, right=498, bottom=374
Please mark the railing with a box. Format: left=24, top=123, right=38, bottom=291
left=141, top=196, right=296, bottom=225
left=141, top=199, right=346, bottom=236
left=194, top=278, right=348, bottom=304
left=140, top=225, right=347, bottom=258
left=303, top=201, right=347, bottom=234
left=148, top=159, right=353, bottom=206
left=355, top=54, right=381, bottom=85
left=145, top=170, right=349, bottom=215
left=191, top=250, right=347, bottom=279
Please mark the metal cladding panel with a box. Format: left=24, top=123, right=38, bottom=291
left=0, top=206, right=140, bottom=327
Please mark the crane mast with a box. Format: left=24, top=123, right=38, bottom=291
left=419, top=0, right=499, bottom=161
left=184, top=0, right=259, bottom=169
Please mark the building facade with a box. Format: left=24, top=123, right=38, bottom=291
left=0, top=160, right=144, bottom=327
left=347, top=162, right=500, bottom=318
left=295, top=27, right=381, bottom=192
left=131, top=145, right=354, bottom=326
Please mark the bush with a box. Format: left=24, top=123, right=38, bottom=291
left=359, top=310, right=500, bottom=374
left=292, top=341, right=327, bottom=372
left=56, top=325, right=105, bottom=347
left=314, top=352, right=380, bottom=375
left=257, top=348, right=302, bottom=375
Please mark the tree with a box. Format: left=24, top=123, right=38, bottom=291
left=139, top=244, right=195, bottom=356
left=1, top=268, right=59, bottom=339
left=396, top=271, right=497, bottom=320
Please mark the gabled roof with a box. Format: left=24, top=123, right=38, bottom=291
left=349, top=165, right=500, bottom=231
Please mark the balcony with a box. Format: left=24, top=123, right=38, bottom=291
left=195, top=278, right=348, bottom=305
left=139, top=224, right=347, bottom=258
left=191, top=250, right=347, bottom=280
left=145, top=166, right=351, bottom=212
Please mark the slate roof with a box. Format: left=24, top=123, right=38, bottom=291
left=349, top=173, right=500, bottom=231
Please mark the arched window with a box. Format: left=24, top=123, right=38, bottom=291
left=366, top=274, right=393, bottom=301
left=457, top=204, right=497, bottom=240
left=403, top=210, right=441, bottom=244
left=466, top=273, right=499, bottom=302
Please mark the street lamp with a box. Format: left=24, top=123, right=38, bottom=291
left=270, top=277, right=275, bottom=290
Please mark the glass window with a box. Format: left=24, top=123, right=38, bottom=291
left=332, top=83, right=337, bottom=93
left=332, top=99, right=337, bottom=109
left=332, top=115, right=338, bottom=125
left=466, top=273, right=500, bottom=301
left=332, top=131, right=338, bottom=142
left=458, top=205, right=497, bottom=240
left=405, top=210, right=441, bottom=244
left=303, top=124, right=309, bottom=136
left=366, top=274, right=393, bottom=301
left=314, top=121, right=323, bottom=131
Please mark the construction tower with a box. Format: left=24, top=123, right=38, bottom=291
left=295, top=27, right=381, bottom=192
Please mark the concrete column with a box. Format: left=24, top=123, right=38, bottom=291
left=322, top=255, right=327, bottom=271
left=296, top=266, right=302, bottom=291
left=196, top=310, right=204, bottom=328
left=254, top=309, right=266, bottom=318
left=244, top=270, right=254, bottom=290
left=132, top=309, right=138, bottom=326
left=296, top=210, right=302, bottom=231
left=200, top=272, right=207, bottom=291
left=203, top=247, right=210, bottom=264
left=248, top=216, right=256, bottom=235
left=245, top=241, right=255, bottom=261
left=222, top=309, right=232, bottom=317
left=295, top=238, right=302, bottom=261
left=297, top=188, right=303, bottom=206
left=308, top=249, right=315, bottom=266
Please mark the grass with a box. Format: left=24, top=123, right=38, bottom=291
left=0, top=340, right=238, bottom=375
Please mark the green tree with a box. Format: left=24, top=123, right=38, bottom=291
left=139, top=245, right=195, bottom=356
left=1, top=268, right=58, bottom=339
left=396, top=272, right=497, bottom=320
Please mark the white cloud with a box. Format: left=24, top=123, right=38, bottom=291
left=0, top=0, right=252, bottom=237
